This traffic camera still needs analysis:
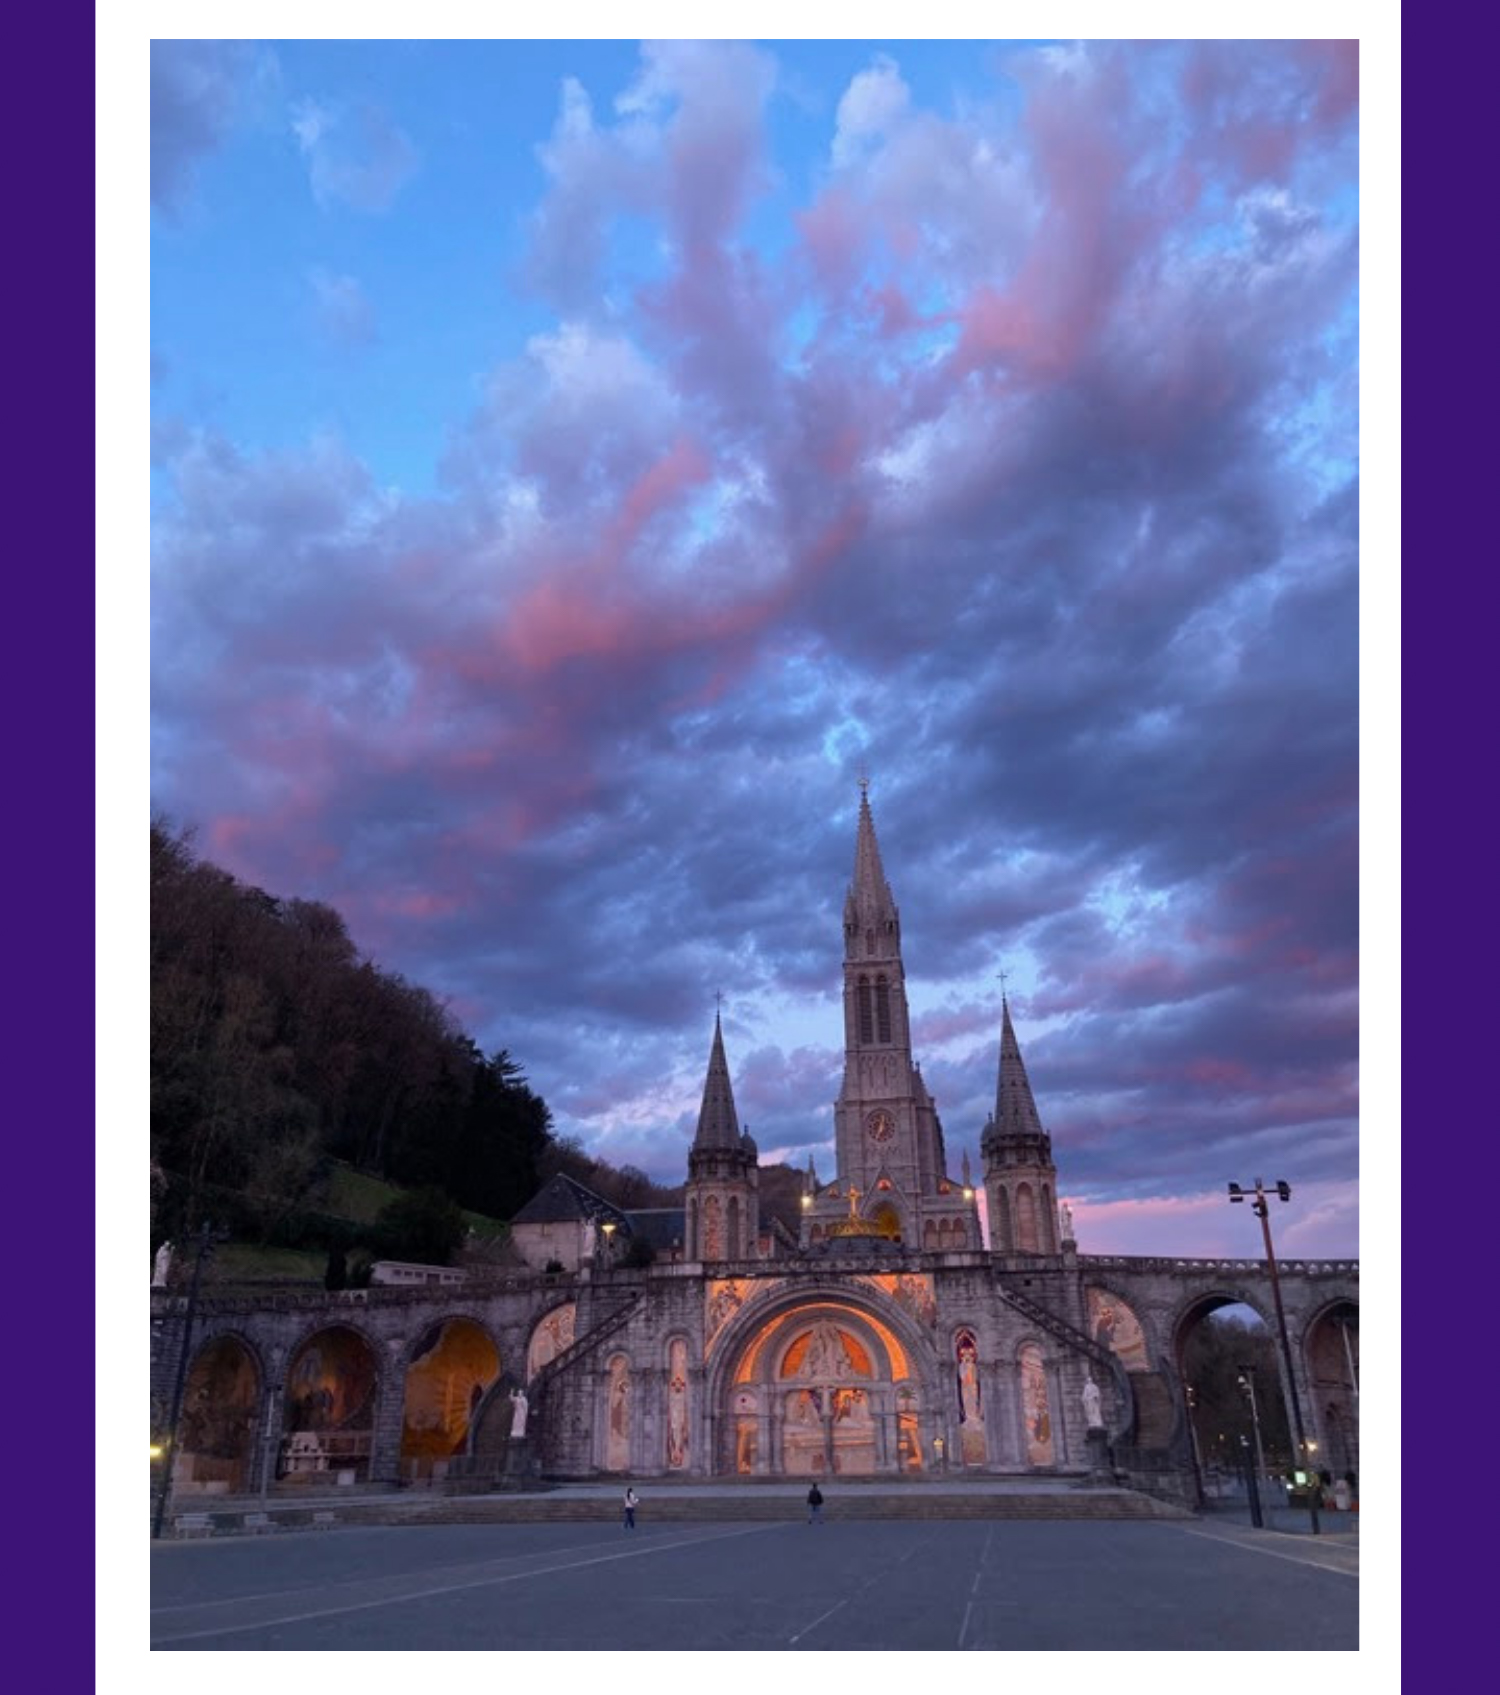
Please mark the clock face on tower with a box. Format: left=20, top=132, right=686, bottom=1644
left=865, top=1109, right=895, bottom=1144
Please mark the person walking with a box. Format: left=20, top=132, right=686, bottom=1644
left=623, top=1485, right=639, bottom=1530
left=806, top=1482, right=824, bottom=1525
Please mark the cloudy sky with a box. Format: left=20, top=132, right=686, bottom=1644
left=149, top=37, right=1361, bottom=1257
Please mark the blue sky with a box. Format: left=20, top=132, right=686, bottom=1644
left=149, top=36, right=1365, bottom=1257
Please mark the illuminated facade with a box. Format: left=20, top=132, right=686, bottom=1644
left=152, top=789, right=1359, bottom=1497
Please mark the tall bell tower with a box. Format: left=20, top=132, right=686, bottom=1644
left=802, top=783, right=977, bottom=1252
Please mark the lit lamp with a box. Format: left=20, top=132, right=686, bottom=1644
left=600, top=1219, right=617, bottom=1267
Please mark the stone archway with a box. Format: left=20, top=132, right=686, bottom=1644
left=712, top=1294, right=932, bottom=1478
left=1304, top=1298, right=1358, bottom=1479
left=282, top=1323, right=379, bottom=1483
left=177, top=1333, right=259, bottom=1495
left=399, top=1317, right=502, bottom=1482
left=1171, top=1292, right=1288, bottom=1495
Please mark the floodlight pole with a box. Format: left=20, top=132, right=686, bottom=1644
left=1228, top=1179, right=1320, bottom=1534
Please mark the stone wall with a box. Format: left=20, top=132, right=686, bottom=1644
left=150, top=1251, right=1356, bottom=1490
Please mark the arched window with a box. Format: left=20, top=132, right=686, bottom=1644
left=995, top=1188, right=1013, bottom=1253
left=875, top=976, right=891, bottom=1044
left=858, top=977, right=874, bottom=1044
left=923, top=1219, right=939, bottom=1249
left=1016, top=1183, right=1038, bottom=1253
left=687, top=1197, right=698, bottom=1259
left=1040, top=1183, right=1055, bottom=1252
left=952, top=1218, right=967, bottom=1248
left=727, top=1196, right=741, bottom=1260
left=703, top=1195, right=723, bottom=1261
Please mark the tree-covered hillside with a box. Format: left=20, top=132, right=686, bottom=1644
left=151, top=822, right=810, bottom=1271
left=152, top=822, right=557, bottom=1250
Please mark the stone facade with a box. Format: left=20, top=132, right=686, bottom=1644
left=151, top=790, right=1358, bottom=1495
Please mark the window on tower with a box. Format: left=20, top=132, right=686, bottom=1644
left=875, top=976, right=891, bottom=1044
left=858, top=978, right=874, bottom=1045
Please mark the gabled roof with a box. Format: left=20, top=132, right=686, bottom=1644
left=511, top=1173, right=630, bottom=1230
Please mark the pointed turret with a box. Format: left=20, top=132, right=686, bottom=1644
left=685, top=1010, right=759, bottom=1262
left=692, top=1013, right=742, bottom=1152
left=994, top=998, right=1048, bottom=1141
left=981, top=996, right=1062, bottom=1255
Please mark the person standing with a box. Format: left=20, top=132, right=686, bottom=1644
left=806, top=1482, right=824, bottom=1525
left=623, top=1485, right=639, bottom=1530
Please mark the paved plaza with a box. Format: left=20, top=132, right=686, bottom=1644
left=151, top=1513, right=1358, bottom=1651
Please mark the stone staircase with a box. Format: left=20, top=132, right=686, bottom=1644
left=992, top=1280, right=1117, bottom=1375
left=531, top=1292, right=644, bottom=1395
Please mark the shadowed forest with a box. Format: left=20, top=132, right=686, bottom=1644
left=152, top=823, right=814, bottom=1276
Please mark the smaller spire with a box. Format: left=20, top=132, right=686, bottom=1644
left=691, top=1012, right=742, bottom=1152
left=994, top=999, right=1047, bottom=1140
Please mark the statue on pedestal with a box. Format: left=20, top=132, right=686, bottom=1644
left=509, top=1386, right=529, bottom=1440
left=152, top=1241, right=173, bottom=1287
left=1060, top=1202, right=1075, bottom=1244
left=1082, top=1373, right=1103, bottom=1430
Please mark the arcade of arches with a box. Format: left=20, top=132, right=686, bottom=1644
left=153, top=793, right=1357, bottom=1495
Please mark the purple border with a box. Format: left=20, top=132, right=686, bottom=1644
left=1402, top=17, right=1488, bottom=1681
left=14, top=3, right=94, bottom=1685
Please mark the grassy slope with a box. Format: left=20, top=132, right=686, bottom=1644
left=200, top=1163, right=509, bottom=1286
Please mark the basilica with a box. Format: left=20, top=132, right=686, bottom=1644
left=151, top=789, right=1359, bottom=1497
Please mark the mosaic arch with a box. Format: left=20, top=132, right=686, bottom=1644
left=954, top=1328, right=987, bottom=1465
left=1019, top=1342, right=1053, bottom=1466
left=713, top=1297, right=925, bottom=1478
left=282, top=1324, right=378, bottom=1481
left=525, top=1302, right=577, bottom=1381
left=178, top=1333, right=259, bottom=1494
left=665, top=1337, right=691, bottom=1470
left=605, top=1352, right=631, bottom=1470
left=399, top=1318, right=501, bottom=1481
left=1086, top=1286, right=1151, bottom=1372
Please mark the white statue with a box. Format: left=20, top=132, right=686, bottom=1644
left=582, top=1219, right=597, bottom=1260
left=1082, top=1373, right=1103, bottom=1430
left=1060, top=1202, right=1075, bottom=1243
left=152, top=1241, right=173, bottom=1287
left=509, top=1387, right=529, bottom=1440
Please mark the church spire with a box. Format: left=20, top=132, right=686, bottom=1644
left=995, top=997, right=1046, bottom=1139
left=691, top=1011, right=743, bottom=1152
left=848, top=778, right=897, bottom=926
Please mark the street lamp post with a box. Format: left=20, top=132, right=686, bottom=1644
left=1228, top=1179, right=1320, bottom=1534
left=1183, top=1384, right=1205, bottom=1502
left=1237, top=1365, right=1269, bottom=1496
left=151, top=1220, right=228, bottom=1540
